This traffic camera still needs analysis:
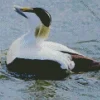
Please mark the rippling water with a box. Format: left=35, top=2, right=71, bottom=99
left=0, top=0, right=100, bottom=100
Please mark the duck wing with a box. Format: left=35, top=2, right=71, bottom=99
left=42, top=41, right=100, bottom=72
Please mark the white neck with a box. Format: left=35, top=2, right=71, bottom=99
left=21, top=12, right=49, bottom=48
left=27, top=13, right=40, bottom=33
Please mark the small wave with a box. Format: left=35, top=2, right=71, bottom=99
left=76, top=39, right=99, bottom=44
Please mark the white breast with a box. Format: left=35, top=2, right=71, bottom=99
left=7, top=35, right=75, bottom=70
left=7, top=38, right=20, bottom=64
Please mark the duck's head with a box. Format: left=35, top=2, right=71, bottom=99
left=14, top=6, right=52, bottom=39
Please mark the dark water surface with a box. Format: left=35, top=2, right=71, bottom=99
left=0, top=0, right=100, bottom=100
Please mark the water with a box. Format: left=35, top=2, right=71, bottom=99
left=0, top=0, right=100, bottom=100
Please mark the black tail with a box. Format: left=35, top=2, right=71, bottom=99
left=71, top=54, right=100, bottom=72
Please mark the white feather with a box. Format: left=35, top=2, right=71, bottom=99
left=41, top=41, right=82, bottom=55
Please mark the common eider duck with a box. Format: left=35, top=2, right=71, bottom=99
left=6, top=6, right=100, bottom=79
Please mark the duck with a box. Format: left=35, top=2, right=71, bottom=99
left=6, top=6, right=100, bottom=79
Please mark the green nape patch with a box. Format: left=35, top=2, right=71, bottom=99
left=35, top=25, right=50, bottom=39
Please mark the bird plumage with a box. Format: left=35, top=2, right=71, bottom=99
left=6, top=6, right=100, bottom=79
